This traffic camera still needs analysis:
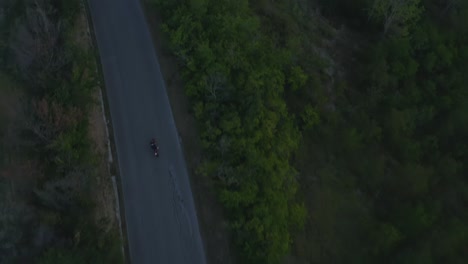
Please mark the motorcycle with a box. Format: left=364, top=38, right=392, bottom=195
left=150, top=139, right=159, bottom=157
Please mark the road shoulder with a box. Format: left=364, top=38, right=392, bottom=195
left=140, top=2, right=238, bottom=263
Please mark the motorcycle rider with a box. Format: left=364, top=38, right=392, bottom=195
left=150, top=138, right=159, bottom=152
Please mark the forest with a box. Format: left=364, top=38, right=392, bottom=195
left=0, top=0, right=122, bottom=263
left=152, top=0, right=468, bottom=263
left=0, top=0, right=466, bottom=263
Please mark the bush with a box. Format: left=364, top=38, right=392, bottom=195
left=155, top=0, right=306, bottom=262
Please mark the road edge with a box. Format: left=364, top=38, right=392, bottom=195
left=81, top=1, right=131, bottom=263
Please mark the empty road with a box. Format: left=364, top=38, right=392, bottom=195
left=87, top=0, right=206, bottom=263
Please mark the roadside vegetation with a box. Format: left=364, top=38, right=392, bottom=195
left=152, top=0, right=468, bottom=263
left=0, top=0, right=122, bottom=263
left=153, top=0, right=309, bottom=263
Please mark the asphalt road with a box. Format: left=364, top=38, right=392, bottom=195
left=86, top=0, right=206, bottom=263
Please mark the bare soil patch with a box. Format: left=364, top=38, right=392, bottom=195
left=88, top=90, right=117, bottom=231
